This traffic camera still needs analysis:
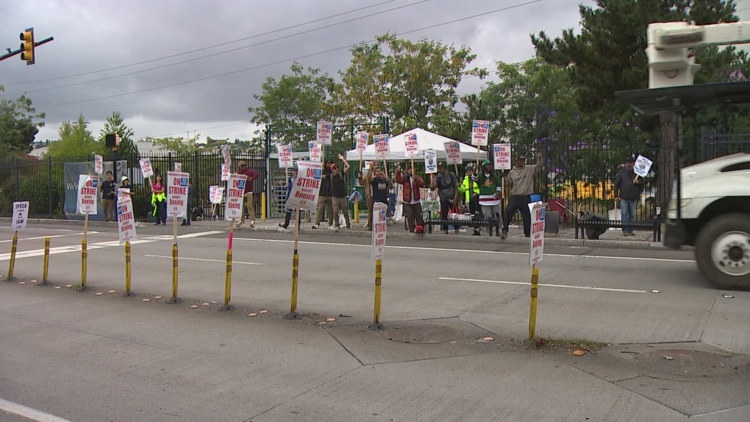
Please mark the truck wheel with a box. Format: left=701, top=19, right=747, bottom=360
left=695, top=213, right=750, bottom=290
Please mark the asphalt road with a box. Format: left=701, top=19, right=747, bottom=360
left=0, top=221, right=748, bottom=421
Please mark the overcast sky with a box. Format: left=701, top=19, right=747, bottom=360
left=2, top=0, right=612, bottom=143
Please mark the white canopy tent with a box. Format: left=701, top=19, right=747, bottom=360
left=345, top=128, right=488, bottom=162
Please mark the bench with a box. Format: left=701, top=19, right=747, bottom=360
left=423, top=215, right=502, bottom=236
left=575, top=217, right=661, bottom=241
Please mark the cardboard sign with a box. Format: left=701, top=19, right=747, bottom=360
left=117, top=187, right=131, bottom=202
left=94, top=155, right=103, bottom=175
left=374, top=134, right=390, bottom=159
left=225, top=173, right=247, bottom=221
left=139, top=158, right=154, bottom=178
left=116, top=195, right=137, bottom=244
left=308, top=141, right=322, bottom=162
left=277, top=144, right=293, bottom=168
left=404, top=132, right=419, bottom=157
left=371, top=202, right=388, bottom=261
left=445, top=141, right=461, bottom=165
left=493, top=143, right=512, bottom=170
left=634, top=154, right=653, bottom=177
left=356, top=131, right=369, bottom=154
left=221, top=163, right=230, bottom=181
left=286, top=160, right=322, bottom=210
left=209, top=185, right=223, bottom=204
left=11, top=201, right=29, bottom=231
left=166, top=171, right=190, bottom=218
left=77, top=175, right=99, bottom=215
left=317, top=120, right=332, bottom=145
left=528, top=201, right=546, bottom=265
left=174, top=162, right=182, bottom=172
left=471, top=120, right=490, bottom=146
left=424, top=149, right=437, bottom=174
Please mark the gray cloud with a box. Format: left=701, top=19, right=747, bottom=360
left=1, top=0, right=592, bottom=142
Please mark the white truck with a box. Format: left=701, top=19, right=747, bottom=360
left=664, top=153, right=750, bottom=289
left=644, top=21, right=750, bottom=289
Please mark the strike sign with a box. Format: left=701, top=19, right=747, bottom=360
left=493, top=143, right=512, bottom=170
left=94, top=154, right=103, bottom=175
left=77, top=175, right=99, bottom=215
left=471, top=120, right=490, bottom=146
left=309, top=141, right=322, bottom=162
left=374, top=134, right=390, bottom=159
left=445, top=141, right=461, bottom=165
left=166, top=171, right=190, bottom=218
left=277, top=144, right=293, bottom=168
left=528, top=201, right=546, bottom=265
left=221, top=163, right=230, bottom=181
left=11, top=201, right=29, bottom=231
left=404, top=132, right=419, bottom=157
left=356, top=131, right=369, bottom=154
left=209, top=185, right=223, bottom=204
left=286, top=161, right=322, bottom=210
left=634, top=154, right=653, bottom=177
left=225, top=173, right=247, bottom=221
left=117, top=195, right=137, bottom=244
left=139, top=158, right=154, bottom=178
left=317, top=121, right=332, bottom=145
left=371, top=201, right=388, bottom=261
left=424, top=149, right=437, bottom=174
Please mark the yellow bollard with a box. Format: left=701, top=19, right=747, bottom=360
left=261, top=192, right=267, bottom=221
left=528, top=264, right=539, bottom=340
left=81, top=238, right=87, bottom=288
left=124, top=242, right=131, bottom=295
left=42, top=237, right=50, bottom=283
left=7, top=231, right=18, bottom=280
left=305, top=210, right=311, bottom=222
left=290, top=251, right=299, bottom=313
left=170, top=244, right=179, bottom=302
left=354, top=199, right=359, bottom=223
left=224, top=249, right=232, bottom=307
left=374, top=259, right=382, bottom=325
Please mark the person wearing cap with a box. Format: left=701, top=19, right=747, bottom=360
left=100, top=170, right=118, bottom=222
left=502, top=150, right=543, bottom=239
left=119, top=175, right=133, bottom=200
left=430, top=162, right=459, bottom=234
left=236, top=161, right=260, bottom=228
left=329, top=154, right=351, bottom=231
left=478, top=159, right=502, bottom=236
left=395, top=162, right=425, bottom=233
left=614, top=156, right=642, bottom=236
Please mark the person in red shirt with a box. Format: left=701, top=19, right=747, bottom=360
left=395, top=163, right=425, bottom=233
left=236, top=161, right=260, bottom=227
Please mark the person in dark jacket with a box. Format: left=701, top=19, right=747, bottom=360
left=278, top=166, right=300, bottom=232
left=312, top=160, right=334, bottom=229
left=330, top=154, right=351, bottom=231
left=614, top=156, right=643, bottom=236
left=181, top=178, right=194, bottom=226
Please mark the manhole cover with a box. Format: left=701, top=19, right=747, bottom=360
left=380, top=324, right=458, bottom=344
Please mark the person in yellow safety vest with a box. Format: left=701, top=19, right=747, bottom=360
left=150, top=173, right=167, bottom=225
left=458, top=163, right=481, bottom=235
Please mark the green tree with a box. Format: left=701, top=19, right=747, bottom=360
left=530, top=0, right=742, bottom=212
left=335, top=34, right=486, bottom=134
left=46, top=114, right=100, bottom=158
left=0, top=86, right=45, bottom=156
left=248, top=62, right=335, bottom=150
left=98, top=111, right=138, bottom=159
left=148, top=134, right=201, bottom=154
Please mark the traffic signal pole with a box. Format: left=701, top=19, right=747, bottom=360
left=0, top=35, right=54, bottom=63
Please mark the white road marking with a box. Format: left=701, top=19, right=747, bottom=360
left=0, top=232, right=101, bottom=243
left=439, top=277, right=649, bottom=293
left=144, top=254, right=262, bottom=265
left=0, top=397, right=72, bottom=422
left=0, top=231, right=224, bottom=261
left=237, top=238, right=694, bottom=263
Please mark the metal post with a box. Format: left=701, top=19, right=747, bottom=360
left=42, top=237, right=50, bottom=283
left=528, top=264, right=539, bottom=340
left=373, top=259, right=383, bottom=326
left=169, top=244, right=180, bottom=302
left=81, top=238, right=87, bottom=288
left=7, top=231, right=18, bottom=280
left=124, top=242, right=132, bottom=295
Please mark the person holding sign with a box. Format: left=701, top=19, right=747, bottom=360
left=395, top=163, right=425, bottom=233
left=330, top=154, right=351, bottom=231
left=368, top=166, right=392, bottom=231
left=100, top=170, right=118, bottom=222
left=151, top=173, right=167, bottom=225
left=478, top=160, right=503, bottom=236
left=278, top=166, right=300, bottom=233
left=502, top=151, right=543, bottom=239
left=614, top=156, right=642, bottom=236
left=430, top=162, right=459, bottom=234
left=459, top=163, right=481, bottom=235
left=236, top=161, right=260, bottom=228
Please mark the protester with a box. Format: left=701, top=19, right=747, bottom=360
left=369, top=165, right=392, bottom=231
left=477, top=159, right=502, bottom=236
left=430, top=162, right=459, bottom=234
left=395, top=163, right=425, bottom=233
left=360, top=162, right=379, bottom=229
left=119, top=175, right=133, bottom=199
left=236, top=161, right=260, bottom=228
left=278, top=165, right=300, bottom=233
left=329, top=154, right=351, bottom=231
left=312, top=160, right=334, bottom=229
left=458, top=163, right=481, bottom=235
left=151, top=173, right=167, bottom=225
left=100, top=170, right=118, bottom=222
left=502, top=151, right=543, bottom=238
left=614, top=156, right=642, bottom=236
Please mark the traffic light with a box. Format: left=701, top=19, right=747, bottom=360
left=19, top=28, right=35, bottom=65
